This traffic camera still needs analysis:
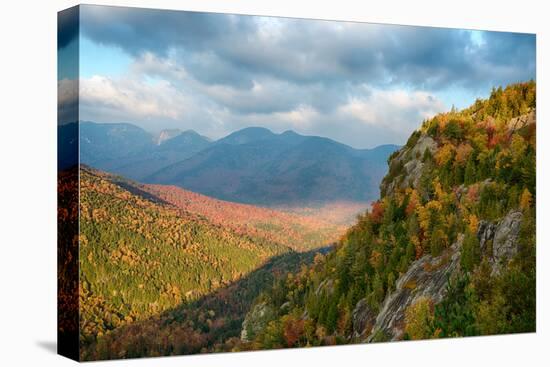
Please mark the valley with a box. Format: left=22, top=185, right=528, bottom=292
left=73, top=167, right=346, bottom=359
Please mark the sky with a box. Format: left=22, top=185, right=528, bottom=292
left=58, top=5, right=536, bottom=149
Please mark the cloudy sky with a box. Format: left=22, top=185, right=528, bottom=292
left=58, top=5, right=536, bottom=149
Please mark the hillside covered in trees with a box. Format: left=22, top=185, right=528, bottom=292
left=140, top=183, right=344, bottom=251
left=74, top=167, right=339, bottom=360
left=236, top=81, right=536, bottom=349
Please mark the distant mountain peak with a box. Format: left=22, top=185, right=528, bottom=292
left=218, top=126, right=276, bottom=145
left=280, top=130, right=300, bottom=136
left=239, top=126, right=273, bottom=133
left=181, top=129, right=200, bottom=136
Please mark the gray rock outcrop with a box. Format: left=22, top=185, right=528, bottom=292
left=506, top=109, right=536, bottom=133
left=315, top=278, right=335, bottom=296
left=361, top=210, right=524, bottom=342
left=240, top=302, right=275, bottom=342
left=352, top=298, right=376, bottom=339
left=383, top=134, right=437, bottom=197
left=366, top=236, right=463, bottom=342
left=477, top=210, right=523, bottom=274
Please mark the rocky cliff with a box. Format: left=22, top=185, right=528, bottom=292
left=365, top=237, right=463, bottom=341
left=351, top=113, right=533, bottom=341
left=353, top=209, right=524, bottom=342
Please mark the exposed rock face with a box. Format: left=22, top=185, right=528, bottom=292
left=360, top=210, right=524, bottom=342
left=477, top=220, right=495, bottom=255
left=241, top=302, right=275, bottom=342
left=506, top=109, right=536, bottom=133
left=280, top=301, right=291, bottom=313
left=412, top=134, right=438, bottom=158
left=366, top=237, right=463, bottom=342
left=478, top=210, right=523, bottom=274
left=383, top=134, right=437, bottom=197
left=493, top=211, right=523, bottom=262
left=352, top=298, right=376, bottom=339
left=315, top=278, right=335, bottom=296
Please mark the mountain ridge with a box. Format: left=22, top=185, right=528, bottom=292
left=59, top=121, right=399, bottom=207
left=145, top=127, right=399, bottom=206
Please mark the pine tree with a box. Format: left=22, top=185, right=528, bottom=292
left=464, top=153, right=477, bottom=185
left=461, top=229, right=481, bottom=273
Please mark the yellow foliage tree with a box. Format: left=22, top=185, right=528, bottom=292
left=417, top=200, right=443, bottom=234
left=510, top=134, right=527, bottom=163
left=520, top=188, right=533, bottom=211
left=468, top=214, right=479, bottom=233
left=433, top=180, right=446, bottom=202
left=369, top=250, right=383, bottom=270
left=404, top=297, right=435, bottom=340
left=435, top=144, right=455, bottom=166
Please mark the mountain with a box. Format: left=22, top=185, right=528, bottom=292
left=106, top=130, right=213, bottom=181
left=79, top=121, right=154, bottom=164
left=156, top=130, right=211, bottom=152
left=146, top=128, right=399, bottom=206
left=58, top=122, right=78, bottom=170
left=67, top=122, right=213, bottom=180
left=216, top=126, right=281, bottom=145
left=237, top=81, right=536, bottom=349
left=59, top=121, right=398, bottom=209
left=74, top=166, right=340, bottom=360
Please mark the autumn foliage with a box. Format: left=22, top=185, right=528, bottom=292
left=240, top=81, right=536, bottom=350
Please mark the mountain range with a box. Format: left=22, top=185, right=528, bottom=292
left=59, top=121, right=399, bottom=207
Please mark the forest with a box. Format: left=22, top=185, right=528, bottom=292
left=64, top=81, right=536, bottom=359
left=71, top=167, right=337, bottom=359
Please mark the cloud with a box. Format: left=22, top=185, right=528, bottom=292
left=80, top=6, right=255, bottom=57
left=197, top=87, right=446, bottom=148
left=78, top=75, right=193, bottom=126
left=69, top=5, right=536, bottom=147
left=79, top=5, right=535, bottom=92
left=339, top=88, right=447, bottom=133
left=68, top=57, right=445, bottom=147
left=127, top=52, right=346, bottom=115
